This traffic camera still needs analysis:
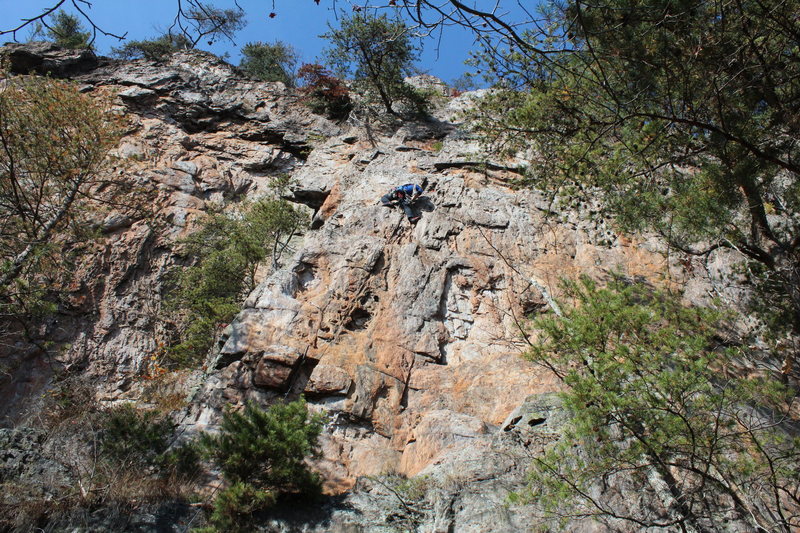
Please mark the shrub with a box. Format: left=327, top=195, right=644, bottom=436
left=198, top=399, right=323, bottom=530
left=201, top=399, right=324, bottom=493
left=297, top=63, right=353, bottom=120
left=100, top=404, right=174, bottom=469
left=160, top=441, right=203, bottom=479
left=239, top=41, right=298, bottom=86
left=111, top=33, right=193, bottom=60
left=206, top=481, right=276, bottom=533
left=100, top=404, right=202, bottom=487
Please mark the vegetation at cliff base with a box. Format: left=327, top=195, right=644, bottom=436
left=199, top=399, right=324, bottom=532
left=525, top=278, right=800, bottom=532
left=0, top=386, right=201, bottom=530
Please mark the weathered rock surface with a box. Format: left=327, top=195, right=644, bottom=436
left=0, top=45, right=339, bottom=423
left=185, top=71, right=691, bottom=496
left=2, top=41, right=99, bottom=76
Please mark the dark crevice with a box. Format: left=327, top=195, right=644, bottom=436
left=432, top=161, right=525, bottom=175
left=286, top=189, right=330, bottom=210
left=284, top=354, right=321, bottom=400
left=328, top=410, right=374, bottom=432
left=213, top=350, right=244, bottom=370
left=504, top=416, right=523, bottom=431
left=344, top=308, right=372, bottom=331
left=238, top=129, right=312, bottom=159
left=294, top=262, right=317, bottom=293
left=522, top=300, right=547, bottom=316
left=310, top=214, right=325, bottom=230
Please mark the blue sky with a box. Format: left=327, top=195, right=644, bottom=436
left=0, top=0, right=488, bottom=84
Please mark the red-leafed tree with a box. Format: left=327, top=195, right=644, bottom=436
left=297, top=63, right=353, bottom=119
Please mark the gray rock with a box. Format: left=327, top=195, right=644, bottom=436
left=117, top=85, right=157, bottom=102
left=1, top=41, right=98, bottom=76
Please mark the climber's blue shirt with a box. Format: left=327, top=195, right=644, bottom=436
left=396, top=184, right=423, bottom=196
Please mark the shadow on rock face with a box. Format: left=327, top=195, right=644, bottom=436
left=415, top=197, right=436, bottom=212
left=258, top=492, right=358, bottom=531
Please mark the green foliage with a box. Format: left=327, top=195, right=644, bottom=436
left=200, top=399, right=324, bottom=531
left=391, top=474, right=430, bottom=501
left=160, top=440, right=203, bottom=478
left=112, top=33, right=193, bottom=60
left=201, top=399, right=324, bottom=493
left=165, top=197, right=306, bottom=366
left=100, top=403, right=201, bottom=481
left=100, top=404, right=174, bottom=469
left=525, top=278, right=800, bottom=531
left=322, top=12, right=423, bottom=116
left=239, top=41, right=297, bottom=86
left=297, top=63, right=353, bottom=120
left=469, top=0, right=800, bottom=337
left=206, top=482, right=276, bottom=533
left=45, top=10, right=91, bottom=49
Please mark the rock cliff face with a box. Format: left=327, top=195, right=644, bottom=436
left=2, top=44, right=734, bottom=531
left=1, top=44, right=338, bottom=421
left=190, top=96, right=678, bottom=482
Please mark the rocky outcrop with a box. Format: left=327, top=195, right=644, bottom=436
left=185, top=85, right=688, bottom=496
left=1, top=41, right=99, bottom=76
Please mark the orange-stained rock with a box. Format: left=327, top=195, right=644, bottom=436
left=253, top=349, right=303, bottom=390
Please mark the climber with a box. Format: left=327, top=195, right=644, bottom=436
left=381, top=183, right=423, bottom=223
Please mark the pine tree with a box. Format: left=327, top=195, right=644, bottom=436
left=200, top=399, right=324, bottom=531
left=202, top=399, right=323, bottom=492
left=46, top=10, right=91, bottom=49
left=525, top=278, right=800, bottom=531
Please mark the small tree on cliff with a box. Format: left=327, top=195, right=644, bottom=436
left=322, top=11, right=423, bottom=116
left=0, top=76, right=124, bottom=324
left=45, top=10, right=92, bottom=49
left=239, top=41, right=298, bottom=86
left=165, top=196, right=306, bottom=366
